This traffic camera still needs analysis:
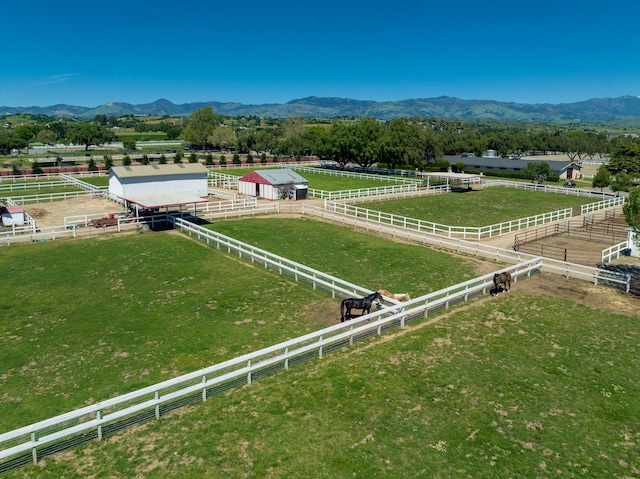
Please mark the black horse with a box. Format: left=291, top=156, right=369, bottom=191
left=340, top=292, right=383, bottom=322
left=493, top=272, right=512, bottom=294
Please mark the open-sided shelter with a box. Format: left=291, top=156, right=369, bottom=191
left=238, top=169, right=308, bottom=200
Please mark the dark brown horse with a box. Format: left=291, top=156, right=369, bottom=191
left=493, top=272, right=512, bottom=294
left=340, top=292, right=383, bottom=322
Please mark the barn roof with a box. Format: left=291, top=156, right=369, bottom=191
left=111, top=163, right=207, bottom=180
left=238, top=169, right=308, bottom=186
left=4, top=206, right=25, bottom=214
left=444, top=156, right=580, bottom=173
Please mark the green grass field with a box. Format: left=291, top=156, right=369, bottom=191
left=364, top=187, right=597, bottom=226
left=208, top=218, right=479, bottom=293
left=5, top=290, right=637, bottom=478
left=0, top=222, right=478, bottom=431
left=1, top=183, right=637, bottom=477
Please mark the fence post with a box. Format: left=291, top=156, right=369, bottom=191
left=247, top=360, right=252, bottom=384
left=31, top=432, right=38, bottom=464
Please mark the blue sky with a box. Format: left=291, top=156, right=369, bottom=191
left=2, top=0, right=639, bottom=107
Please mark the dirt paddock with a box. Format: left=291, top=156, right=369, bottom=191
left=25, top=197, right=121, bottom=228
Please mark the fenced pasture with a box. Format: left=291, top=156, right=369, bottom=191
left=0, top=220, right=482, bottom=434
left=0, top=234, right=339, bottom=432
left=362, top=187, right=597, bottom=227
left=1, top=173, right=637, bottom=476
left=207, top=218, right=480, bottom=294
left=5, top=287, right=638, bottom=478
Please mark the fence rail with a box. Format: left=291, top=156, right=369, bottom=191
left=59, top=174, right=105, bottom=193
left=323, top=201, right=573, bottom=240
left=580, top=196, right=625, bottom=214
left=0, top=181, right=72, bottom=193
left=309, top=184, right=419, bottom=200
left=481, top=180, right=620, bottom=200
left=2, top=190, right=105, bottom=205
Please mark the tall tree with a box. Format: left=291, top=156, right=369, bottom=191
left=522, top=162, right=553, bottom=184
left=67, top=122, right=112, bottom=151
left=208, top=126, right=237, bottom=151
left=180, top=106, right=219, bottom=149
left=608, top=138, right=640, bottom=174
left=592, top=164, right=611, bottom=191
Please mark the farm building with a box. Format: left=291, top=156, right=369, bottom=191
left=1, top=203, right=25, bottom=226
left=444, top=155, right=582, bottom=180
left=238, top=169, right=309, bottom=200
left=109, top=164, right=209, bottom=215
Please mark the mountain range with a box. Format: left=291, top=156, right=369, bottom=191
left=3, top=95, right=640, bottom=123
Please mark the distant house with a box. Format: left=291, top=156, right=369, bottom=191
left=445, top=155, right=582, bottom=180
left=238, top=169, right=309, bottom=200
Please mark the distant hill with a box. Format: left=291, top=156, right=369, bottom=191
left=3, top=95, right=640, bottom=123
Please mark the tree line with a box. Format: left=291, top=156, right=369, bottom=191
left=3, top=107, right=640, bottom=178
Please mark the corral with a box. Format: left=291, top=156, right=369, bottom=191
left=0, top=168, right=631, bottom=473
left=515, top=209, right=630, bottom=265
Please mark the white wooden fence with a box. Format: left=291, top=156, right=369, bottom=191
left=322, top=201, right=574, bottom=241
left=1, top=190, right=104, bottom=205
left=601, top=241, right=630, bottom=264
left=0, top=181, right=71, bottom=193
left=482, top=180, right=618, bottom=199
left=580, top=195, right=625, bottom=214
left=309, top=184, right=420, bottom=200
left=59, top=174, right=105, bottom=193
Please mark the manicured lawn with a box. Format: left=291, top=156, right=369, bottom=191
left=364, top=187, right=597, bottom=226
left=11, top=291, right=638, bottom=478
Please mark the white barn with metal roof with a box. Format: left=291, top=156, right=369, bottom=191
left=238, top=169, right=308, bottom=200
left=109, top=164, right=208, bottom=198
